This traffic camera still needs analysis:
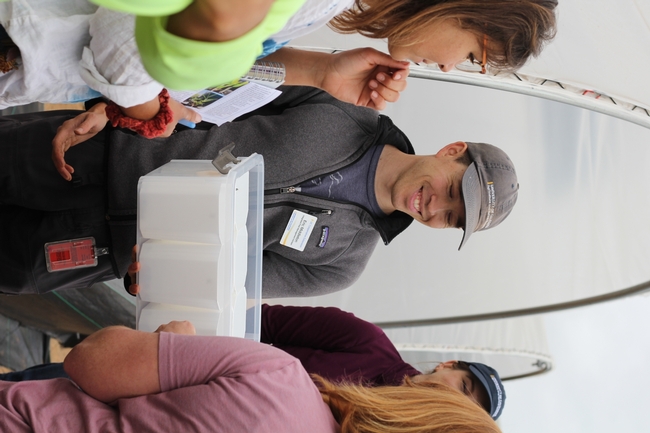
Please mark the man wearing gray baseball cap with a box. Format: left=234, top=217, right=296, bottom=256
left=2, top=87, right=518, bottom=298
left=0, top=305, right=507, bottom=418
left=375, top=140, right=518, bottom=250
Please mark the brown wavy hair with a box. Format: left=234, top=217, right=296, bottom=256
left=329, top=0, right=558, bottom=70
left=316, top=376, right=502, bottom=433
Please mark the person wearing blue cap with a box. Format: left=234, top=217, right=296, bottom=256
left=259, top=304, right=507, bottom=420
left=0, top=304, right=506, bottom=419
left=1, top=319, right=503, bottom=433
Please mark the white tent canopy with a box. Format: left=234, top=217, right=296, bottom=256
left=384, top=316, right=552, bottom=380
left=519, top=0, right=650, bottom=111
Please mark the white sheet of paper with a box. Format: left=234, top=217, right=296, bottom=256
left=169, top=81, right=281, bottom=126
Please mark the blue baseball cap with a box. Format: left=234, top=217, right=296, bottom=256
left=467, top=361, right=506, bottom=420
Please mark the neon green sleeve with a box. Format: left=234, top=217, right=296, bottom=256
left=92, top=0, right=306, bottom=90
left=90, top=0, right=192, bottom=16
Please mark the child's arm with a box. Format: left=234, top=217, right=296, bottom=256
left=115, top=93, right=202, bottom=138
left=50, top=99, right=200, bottom=181
left=81, top=8, right=201, bottom=138
left=166, top=0, right=276, bottom=43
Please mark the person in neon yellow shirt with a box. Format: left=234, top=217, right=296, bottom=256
left=91, top=0, right=307, bottom=91
left=89, top=0, right=411, bottom=117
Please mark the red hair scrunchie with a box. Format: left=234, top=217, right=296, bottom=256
left=105, top=89, right=174, bottom=138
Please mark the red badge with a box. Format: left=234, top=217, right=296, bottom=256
left=44, top=237, right=99, bottom=272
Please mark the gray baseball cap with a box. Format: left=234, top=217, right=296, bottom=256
left=458, top=142, right=519, bottom=250
left=467, top=361, right=507, bottom=420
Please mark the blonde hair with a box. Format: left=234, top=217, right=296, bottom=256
left=316, top=376, right=502, bottom=433
left=329, top=0, right=557, bottom=70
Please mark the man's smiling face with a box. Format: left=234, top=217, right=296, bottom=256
left=390, top=141, right=468, bottom=230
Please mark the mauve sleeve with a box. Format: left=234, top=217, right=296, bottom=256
left=157, top=333, right=295, bottom=392
left=131, top=332, right=331, bottom=433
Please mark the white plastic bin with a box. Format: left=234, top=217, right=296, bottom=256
left=136, top=156, right=263, bottom=340
left=137, top=239, right=225, bottom=310
left=139, top=163, right=249, bottom=245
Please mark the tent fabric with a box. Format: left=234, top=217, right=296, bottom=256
left=383, top=316, right=552, bottom=380
left=517, top=1, right=650, bottom=110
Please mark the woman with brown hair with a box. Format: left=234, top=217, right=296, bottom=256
left=263, top=0, right=558, bottom=108
left=329, top=0, right=558, bottom=71
left=0, top=320, right=502, bottom=433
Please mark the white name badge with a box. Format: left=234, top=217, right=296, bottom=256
left=280, top=210, right=317, bottom=252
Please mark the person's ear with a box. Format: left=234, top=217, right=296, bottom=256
left=437, top=141, right=468, bottom=158
left=434, top=360, right=458, bottom=371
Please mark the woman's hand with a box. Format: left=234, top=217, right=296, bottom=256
left=265, top=47, right=409, bottom=110
left=51, top=103, right=109, bottom=181
left=318, top=48, right=410, bottom=110
left=154, top=321, right=197, bottom=335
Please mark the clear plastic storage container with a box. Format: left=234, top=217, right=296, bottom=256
left=136, top=156, right=263, bottom=341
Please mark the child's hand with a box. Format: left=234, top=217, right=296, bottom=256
left=163, top=98, right=202, bottom=137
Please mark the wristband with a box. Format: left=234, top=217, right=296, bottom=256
left=105, top=89, right=173, bottom=138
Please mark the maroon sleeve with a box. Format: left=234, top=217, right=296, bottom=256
left=261, top=304, right=420, bottom=386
